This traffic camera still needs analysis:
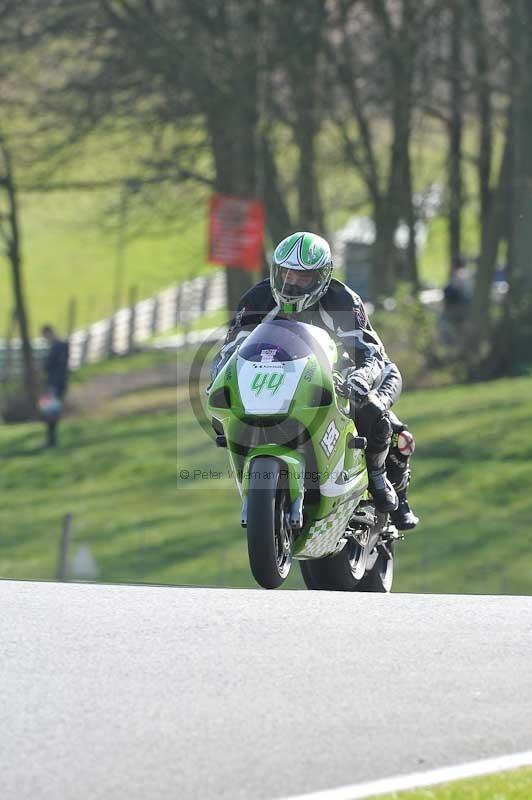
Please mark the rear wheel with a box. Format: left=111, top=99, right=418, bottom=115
left=247, top=457, right=292, bottom=589
left=356, top=542, right=395, bottom=592
left=300, top=535, right=369, bottom=591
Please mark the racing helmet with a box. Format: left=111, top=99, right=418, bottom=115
left=270, top=231, right=333, bottom=314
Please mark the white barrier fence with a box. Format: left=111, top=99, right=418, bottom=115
left=1, top=271, right=227, bottom=378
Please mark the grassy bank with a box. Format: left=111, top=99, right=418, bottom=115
left=0, top=126, right=215, bottom=335
left=378, top=766, right=532, bottom=799
left=1, top=365, right=531, bottom=593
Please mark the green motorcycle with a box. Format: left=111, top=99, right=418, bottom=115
left=207, top=318, right=401, bottom=591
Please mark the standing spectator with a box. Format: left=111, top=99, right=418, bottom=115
left=443, top=257, right=473, bottom=310
left=440, top=258, right=474, bottom=346
left=40, top=325, right=70, bottom=448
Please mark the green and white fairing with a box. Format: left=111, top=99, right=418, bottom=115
left=208, top=319, right=369, bottom=558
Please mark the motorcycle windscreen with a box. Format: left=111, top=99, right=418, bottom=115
left=238, top=319, right=332, bottom=365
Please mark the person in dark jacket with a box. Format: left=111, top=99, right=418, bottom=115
left=41, top=325, right=70, bottom=448
left=211, top=231, right=419, bottom=530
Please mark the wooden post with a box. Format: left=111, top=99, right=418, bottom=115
left=182, top=281, right=191, bottom=346
left=174, top=284, right=182, bottom=328
left=3, top=308, right=16, bottom=384
left=80, top=328, right=91, bottom=366
left=106, top=316, right=115, bottom=357
left=112, top=185, right=129, bottom=313
left=127, top=286, right=138, bottom=353
left=57, top=513, right=73, bottom=581
left=151, top=295, right=160, bottom=336
left=66, top=297, right=77, bottom=337
left=200, top=276, right=210, bottom=316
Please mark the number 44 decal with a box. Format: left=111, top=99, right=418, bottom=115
left=251, top=372, right=285, bottom=396
left=320, top=420, right=340, bottom=457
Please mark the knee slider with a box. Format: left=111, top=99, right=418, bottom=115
left=390, top=415, right=416, bottom=457
left=396, top=428, right=415, bottom=456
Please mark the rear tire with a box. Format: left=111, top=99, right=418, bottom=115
left=247, top=457, right=292, bottom=589
left=356, top=542, right=395, bottom=592
left=300, top=537, right=369, bottom=591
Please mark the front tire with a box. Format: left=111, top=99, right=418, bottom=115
left=247, top=457, right=292, bottom=589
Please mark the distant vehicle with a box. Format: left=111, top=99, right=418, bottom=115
left=208, top=318, right=404, bottom=591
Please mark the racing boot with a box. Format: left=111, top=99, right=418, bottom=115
left=357, top=404, right=398, bottom=513
left=366, top=449, right=398, bottom=513
left=367, top=467, right=399, bottom=513
left=391, top=490, right=419, bottom=530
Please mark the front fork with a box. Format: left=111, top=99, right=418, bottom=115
left=239, top=449, right=305, bottom=530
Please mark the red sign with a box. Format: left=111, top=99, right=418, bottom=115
left=208, top=193, right=265, bottom=271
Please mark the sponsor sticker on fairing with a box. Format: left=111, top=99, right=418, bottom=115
left=320, top=420, right=340, bottom=457
left=260, top=348, right=277, bottom=363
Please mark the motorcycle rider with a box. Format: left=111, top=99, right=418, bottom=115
left=211, top=231, right=419, bottom=530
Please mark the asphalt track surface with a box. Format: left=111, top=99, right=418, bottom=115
left=2, top=581, right=532, bottom=800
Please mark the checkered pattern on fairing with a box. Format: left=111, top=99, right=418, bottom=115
left=299, top=497, right=358, bottom=558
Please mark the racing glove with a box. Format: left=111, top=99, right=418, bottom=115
left=346, top=372, right=372, bottom=405
left=332, top=371, right=349, bottom=398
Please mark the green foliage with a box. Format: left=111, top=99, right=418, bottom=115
left=372, top=286, right=450, bottom=390
left=493, top=288, right=532, bottom=377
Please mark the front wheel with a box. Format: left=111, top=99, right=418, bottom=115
left=247, top=457, right=292, bottom=589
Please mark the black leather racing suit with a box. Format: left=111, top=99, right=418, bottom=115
left=212, top=277, right=414, bottom=493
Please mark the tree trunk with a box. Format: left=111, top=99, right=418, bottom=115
left=402, top=152, right=419, bottom=288
left=470, top=0, right=493, bottom=255
left=294, top=123, right=323, bottom=232
left=448, top=0, right=464, bottom=273
left=370, top=0, right=417, bottom=300
left=0, top=134, right=38, bottom=411
left=261, top=131, right=293, bottom=246
left=205, top=1, right=262, bottom=315
left=508, top=1, right=532, bottom=292
left=488, top=1, right=532, bottom=376
left=282, top=0, right=326, bottom=233
left=470, top=131, right=510, bottom=349
left=373, top=201, right=398, bottom=300
left=373, top=65, right=414, bottom=299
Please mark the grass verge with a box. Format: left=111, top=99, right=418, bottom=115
left=1, top=371, right=531, bottom=593
left=376, top=766, right=532, bottom=799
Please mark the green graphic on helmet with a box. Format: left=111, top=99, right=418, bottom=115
left=271, top=231, right=333, bottom=314
left=273, top=231, right=330, bottom=269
